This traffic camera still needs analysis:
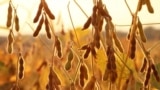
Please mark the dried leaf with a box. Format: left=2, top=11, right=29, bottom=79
left=82, top=16, right=91, bottom=30
left=33, top=16, right=44, bottom=37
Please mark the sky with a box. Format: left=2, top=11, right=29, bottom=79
left=0, top=0, right=160, bottom=36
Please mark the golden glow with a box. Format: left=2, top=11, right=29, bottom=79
left=0, top=0, right=160, bottom=35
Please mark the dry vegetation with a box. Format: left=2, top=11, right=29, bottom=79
left=0, top=0, right=160, bottom=90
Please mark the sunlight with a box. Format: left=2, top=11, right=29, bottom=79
left=0, top=0, right=160, bottom=35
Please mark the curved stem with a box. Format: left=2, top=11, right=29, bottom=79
left=73, top=0, right=89, bottom=18
left=124, top=0, right=133, bottom=16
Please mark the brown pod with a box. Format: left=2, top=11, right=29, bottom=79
left=80, top=44, right=89, bottom=50
left=18, top=56, right=24, bottom=80
left=103, top=69, right=109, bottom=81
left=112, top=32, right=124, bottom=52
left=84, top=76, right=96, bottom=90
left=6, top=3, right=12, bottom=27
left=44, top=16, right=51, bottom=39
left=8, top=31, right=14, bottom=45
left=33, top=16, right=44, bottom=37
left=42, top=0, right=55, bottom=19
left=55, top=38, right=62, bottom=58
left=130, top=37, right=136, bottom=59
left=80, top=73, right=85, bottom=87
left=91, top=48, right=96, bottom=58
left=144, top=66, right=151, bottom=87
left=110, top=71, right=117, bottom=83
left=151, top=64, right=160, bottom=82
left=138, top=18, right=147, bottom=42
left=15, top=14, right=19, bottom=31
left=98, top=19, right=103, bottom=32
left=84, top=47, right=90, bottom=59
left=8, top=44, right=13, bottom=54
left=82, top=16, right=91, bottom=30
left=138, top=0, right=143, bottom=11
left=33, top=2, right=43, bottom=23
left=140, top=58, right=147, bottom=72
left=98, top=7, right=112, bottom=20
left=146, top=0, right=154, bottom=13
left=80, top=65, right=88, bottom=80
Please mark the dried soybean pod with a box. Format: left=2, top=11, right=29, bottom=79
left=140, top=58, right=147, bottom=72
left=33, top=1, right=43, bottom=23
left=18, top=55, right=24, bottom=80
left=68, top=49, right=73, bottom=62
left=15, top=13, right=19, bottom=31
left=8, top=31, right=14, bottom=54
left=65, top=50, right=73, bottom=70
left=84, top=47, right=90, bottom=59
left=138, top=0, right=143, bottom=11
left=103, top=69, right=109, bottom=81
left=8, top=44, right=13, bottom=54
left=144, top=66, right=151, bottom=87
left=130, top=37, right=136, bottom=59
left=138, top=18, right=146, bottom=42
left=82, top=65, right=88, bottom=80
left=110, top=71, right=117, bottom=83
left=55, top=37, right=62, bottom=58
left=82, top=16, right=91, bottom=30
left=80, top=73, right=84, bottom=87
left=151, top=64, right=160, bottom=82
left=42, top=0, right=55, bottom=19
left=44, top=16, right=51, bottom=39
left=91, top=48, right=96, bottom=58
left=8, top=31, right=14, bottom=45
left=6, top=2, right=12, bottom=27
left=84, top=76, right=96, bottom=90
left=112, top=32, right=124, bottom=53
left=33, top=16, right=44, bottom=37
left=146, top=0, right=154, bottom=13
left=80, top=44, right=88, bottom=50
